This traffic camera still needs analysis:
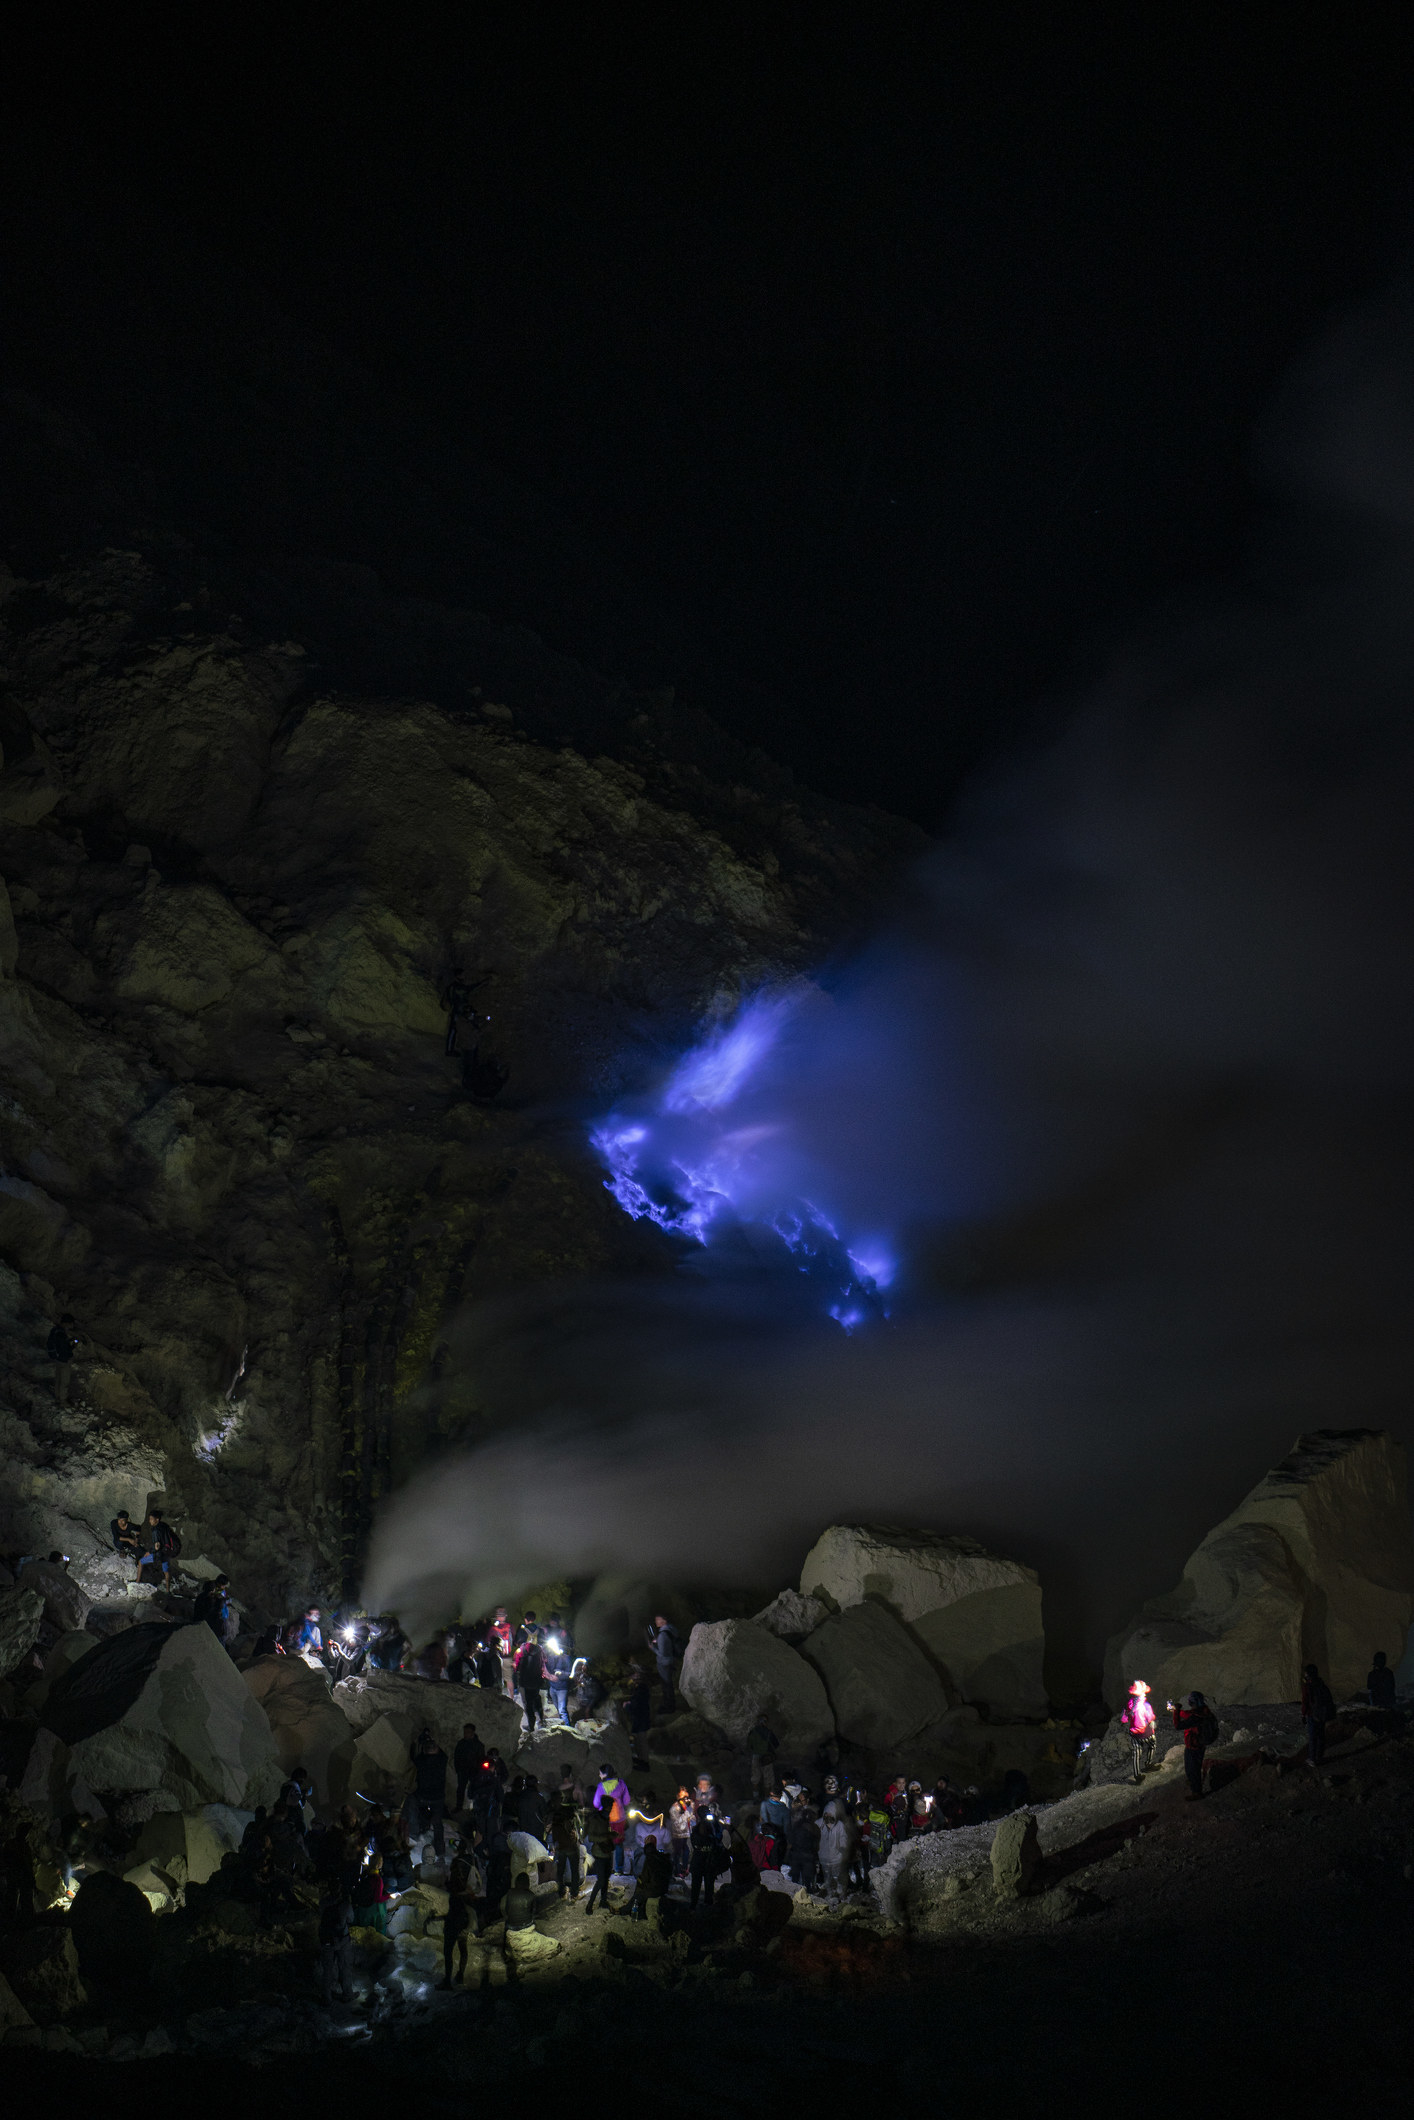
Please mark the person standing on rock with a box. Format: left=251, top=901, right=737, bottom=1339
left=1122, top=1678, right=1158, bottom=1782
left=745, top=1716, right=779, bottom=1797
left=409, top=1728, right=449, bottom=1854
left=817, top=1807, right=855, bottom=1906
left=688, top=1805, right=723, bottom=1910
left=668, top=1786, right=695, bottom=1883
left=318, top=1883, right=355, bottom=2007
left=646, top=1613, right=682, bottom=1713
left=1367, top=1651, right=1397, bottom=1711
left=1168, top=1690, right=1216, bottom=1799
left=439, top=1837, right=479, bottom=1986
left=194, top=1573, right=235, bottom=1649
left=1301, top=1662, right=1336, bottom=1769
left=453, top=1724, right=484, bottom=1813
left=515, top=1634, right=547, bottom=1734
left=584, top=1806, right=616, bottom=1914
left=548, top=1787, right=584, bottom=1900
left=785, top=1795, right=820, bottom=1893
left=489, top=1607, right=514, bottom=1694
left=623, top=1658, right=653, bottom=1768
left=47, top=1312, right=80, bottom=1404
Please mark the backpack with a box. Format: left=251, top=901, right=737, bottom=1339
left=1197, top=1706, right=1220, bottom=1747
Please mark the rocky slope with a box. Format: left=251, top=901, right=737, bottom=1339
left=0, top=540, right=918, bottom=1616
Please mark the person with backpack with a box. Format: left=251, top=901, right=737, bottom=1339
left=138, top=1508, right=181, bottom=1585
left=1168, top=1690, right=1218, bottom=1798
left=583, top=1806, right=616, bottom=1914
left=1121, top=1678, right=1158, bottom=1782
left=1301, top=1662, right=1336, bottom=1768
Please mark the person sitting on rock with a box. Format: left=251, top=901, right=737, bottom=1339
left=47, top=1312, right=80, bottom=1405
left=1122, top=1678, right=1158, bottom=1781
left=110, top=1509, right=140, bottom=1567
left=571, top=1655, right=607, bottom=1722
left=137, top=1507, right=180, bottom=1585
left=294, top=1605, right=326, bottom=1665
left=1367, top=1651, right=1397, bottom=1711
left=503, top=1869, right=560, bottom=1964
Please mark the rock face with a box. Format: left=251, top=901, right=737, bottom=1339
left=0, top=1969, right=36, bottom=2037
left=131, top=1808, right=231, bottom=1887
left=41, top=1618, right=282, bottom=1807
left=0, top=537, right=914, bottom=1620
left=799, top=1524, right=1048, bottom=1717
left=513, top=1721, right=633, bottom=1789
left=800, top=1602, right=949, bottom=1750
left=243, top=1653, right=355, bottom=1807
left=332, top=1670, right=524, bottom=1765
left=753, top=1589, right=828, bottom=1642
left=1104, top=1430, right=1414, bottom=1708
left=0, top=1925, right=86, bottom=2021
left=990, top=1811, right=1040, bottom=1898
left=16, top=1558, right=89, bottom=1635
left=329, top=1711, right=417, bottom=1810
left=0, top=1585, right=44, bottom=1678
left=679, top=1618, right=833, bottom=1755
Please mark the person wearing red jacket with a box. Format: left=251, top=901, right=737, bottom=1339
left=1168, top=1690, right=1213, bottom=1800
left=1121, top=1679, right=1158, bottom=1782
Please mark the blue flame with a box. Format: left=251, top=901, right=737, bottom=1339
left=590, top=990, right=896, bottom=1328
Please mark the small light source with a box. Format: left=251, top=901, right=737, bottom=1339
left=343, top=1627, right=357, bottom=1642
left=545, top=1635, right=562, bottom=1654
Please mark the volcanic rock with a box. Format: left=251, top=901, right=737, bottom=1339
left=16, top=1559, right=89, bottom=1636
left=26, top=1628, right=101, bottom=1712
left=332, top=1670, right=523, bottom=1767
left=990, top=1811, right=1041, bottom=1898
left=800, top=1601, right=949, bottom=1750
left=1104, top=1429, right=1414, bottom=1707
left=0, top=1969, right=36, bottom=2039
left=328, top=1709, right=417, bottom=1810
left=42, top=1618, right=282, bottom=1807
left=799, top=1524, right=1048, bottom=1718
left=243, top=1652, right=355, bottom=1807
left=0, top=1586, right=44, bottom=1678
left=753, top=1589, right=828, bottom=1642
left=513, top=1720, right=632, bottom=1789
left=131, top=1807, right=231, bottom=1886
left=679, top=1618, right=833, bottom=1754
left=0, top=1925, right=86, bottom=2022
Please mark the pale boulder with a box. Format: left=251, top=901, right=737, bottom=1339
left=753, top=1590, right=828, bottom=1642
left=42, top=1619, right=282, bottom=1808
left=799, top=1524, right=1047, bottom=1718
left=243, top=1653, right=355, bottom=1808
left=332, top=1670, right=523, bottom=1767
left=990, top=1811, right=1040, bottom=1897
left=679, top=1619, right=833, bottom=1754
left=328, top=1710, right=417, bottom=1810
left=801, top=1602, right=949, bottom=1750
left=1104, top=1429, right=1414, bottom=1708
left=131, top=1809, right=229, bottom=1887
left=513, top=1720, right=632, bottom=1790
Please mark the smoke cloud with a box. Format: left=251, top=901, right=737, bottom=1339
left=365, top=289, right=1414, bottom=1679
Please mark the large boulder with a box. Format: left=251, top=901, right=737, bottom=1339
left=26, top=1630, right=102, bottom=1712
left=800, top=1601, right=949, bottom=1750
left=753, top=1590, right=828, bottom=1642
left=0, top=1586, right=45, bottom=1678
left=513, top=1721, right=633, bottom=1791
left=799, top=1525, right=1047, bottom=1718
left=990, top=1812, right=1040, bottom=1898
left=0, top=1926, right=86, bottom=2022
left=68, top=1870, right=157, bottom=1985
left=1104, top=1430, right=1414, bottom=1708
left=679, top=1619, right=833, bottom=1755
left=16, top=1560, right=90, bottom=1635
left=131, top=1807, right=230, bottom=1886
left=41, top=1620, right=282, bottom=1808
left=327, top=1710, right=418, bottom=1810
left=243, top=1654, right=355, bottom=1809
left=0, top=1969, right=35, bottom=2038
left=332, top=1670, right=523, bottom=1764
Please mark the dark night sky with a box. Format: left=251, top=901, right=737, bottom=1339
left=4, top=8, right=1414, bottom=825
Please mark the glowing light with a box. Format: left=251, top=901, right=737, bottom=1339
left=590, top=989, right=896, bottom=1329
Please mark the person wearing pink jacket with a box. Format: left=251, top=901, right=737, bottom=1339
left=1121, top=1679, right=1157, bottom=1782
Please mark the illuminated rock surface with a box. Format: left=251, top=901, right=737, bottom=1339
left=332, top=1669, right=524, bottom=1764
left=798, top=1524, right=1048, bottom=1718
left=1104, top=1429, right=1414, bottom=1708
left=679, top=1616, right=833, bottom=1754
left=41, top=1617, right=282, bottom=1808
left=243, top=1651, right=357, bottom=1808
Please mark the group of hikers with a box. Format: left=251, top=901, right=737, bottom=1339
left=1118, top=1652, right=1399, bottom=1795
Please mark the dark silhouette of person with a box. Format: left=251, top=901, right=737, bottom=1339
left=1367, top=1651, right=1397, bottom=1710
left=462, top=1046, right=508, bottom=1100
left=47, top=1313, right=79, bottom=1404
left=1302, top=1662, right=1336, bottom=1767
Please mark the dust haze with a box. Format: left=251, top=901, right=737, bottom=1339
left=365, top=289, right=1414, bottom=1676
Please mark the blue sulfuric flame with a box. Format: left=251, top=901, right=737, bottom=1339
left=590, top=990, right=897, bottom=1328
